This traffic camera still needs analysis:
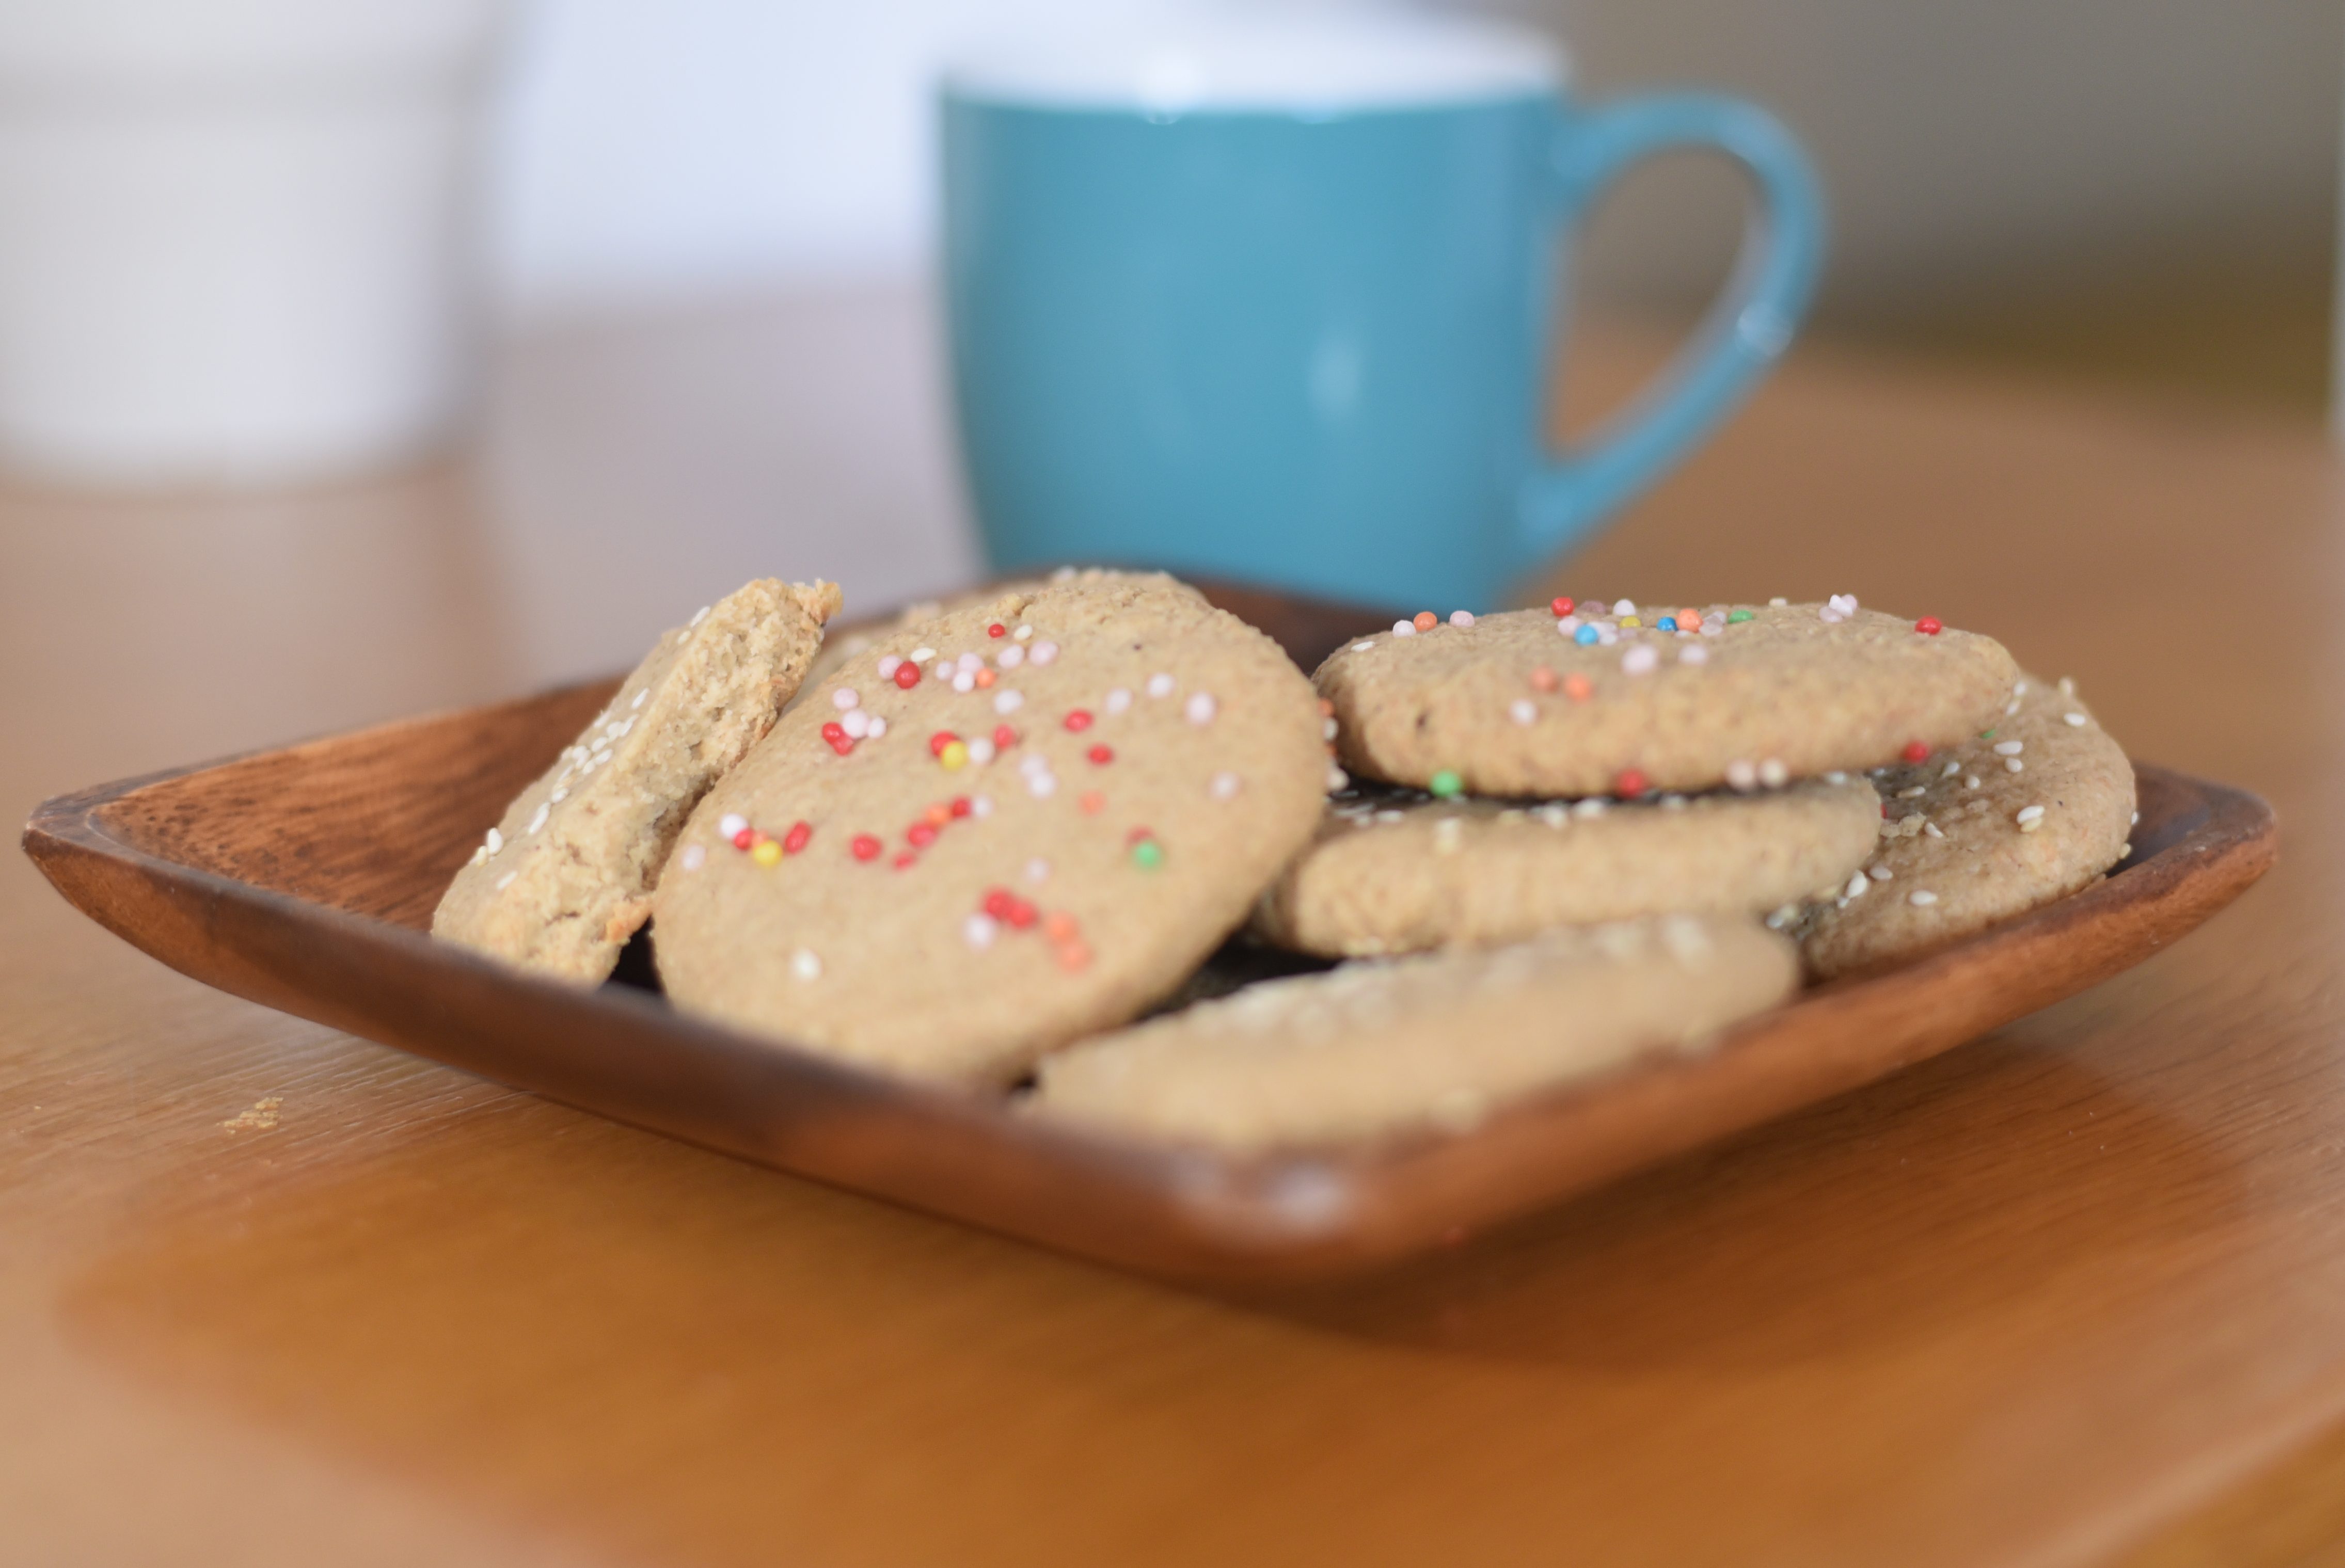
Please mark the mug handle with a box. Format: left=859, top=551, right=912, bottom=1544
left=1519, top=93, right=1826, bottom=563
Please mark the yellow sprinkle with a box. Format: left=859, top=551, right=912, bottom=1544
left=751, top=839, right=782, bottom=867
left=940, top=740, right=969, bottom=770
left=1620, top=615, right=1641, bottom=628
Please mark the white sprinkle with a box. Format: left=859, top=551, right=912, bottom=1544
left=1145, top=673, right=1175, bottom=699
left=957, top=651, right=983, bottom=673
left=1019, top=753, right=1049, bottom=777
left=1030, top=641, right=1059, bottom=665
left=591, top=748, right=613, bottom=766
left=1758, top=758, right=1788, bottom=788
left=841, top=709, right=872, bottom=739
left=1613, top=599, right=1636, bottom=615
left=630, top=689, right=647, bottom=710
left=971, top=794, right=994, bottom=818
left=1573, top=797, right=1608, bottom=820
left=2131, top=811, right=2140, bottom=825
left=1621, top=644, right=1659, bottom=675
left=1051, top=566, right=1076, bottom=581
left=953, top=669, right=976, bottom=693
left=1351, top=641, right=1376, bottom=653
left=1392, top=620, right=1416, bottom=637
left=1596, top=624, right=1619, bottom=645
left=832, top=688, right=859, bottom=711
left=1096, top=687, right=1129, bottom=717
left=967, top=736, right=996, bottom=765
left=1818, top=605, right=1845, bottom=624
left=1659, top=794, right=1688, bottom=811
left=495, top=871, right=517, bottom=891
left=1185, top=692, right=1217, bottom=726
left=527, top=802, right=550, bottom=835
left=791, top=949, right=822, bottom=981
left=1846, top=871, right=1869, bottom=899
left=2005, top=757, right=2025, bottom=773
left=1322, top=717, right=1339, bottom=741
left=2065, top=712, right=2087, bottom=727
left=2014, top=680, right=2028, bottom=697
left=1538, top=804, right=1570, bottom=828
left=997, top=644, right=1025, bottom=669
left=469, top=846, right=486, bottom=867
left=2016, top=804, right=2047, bottom=823
left=1556, top=615, right=1581, bottom=636
left=963, top=913, right=999, bottom=951
left=910, top=646, right=936, bottom=663
left=688, top=604, right=710, bottom=626
left=877, top=654, right=902, bottom=679
left=1025, top=857, right=1050, bottom=883
left=1027, top=772, right=1057, bottom=799
left=1326, top=765, right=1349, bottom=792
left=718, top=812, right=748, bottom=839
left=994, top=690, right=1024, bottom=714
left=2120, top=841, right=2133, bottom=857
left=1824, top=771, right=1848, bottom=785
left=1769, top=596, right=1788, bottom=606
left=485, top=827, right=503, bottom=854
left=2005, top=701, right=2021, bottom=716
left=1375, top=810, right=1405, bottom=826
left=678, top=843, right=706, bottom=871
left=1725, top=760, right=1757, bottom=791
left=866, top=716, right=888, bottom=738
left=1449, top=610, right=1476, bottom=627
left=1210, top=771, right=1242, bottom=801
left=1679, top=644, right=1708, bottom=665
left=1828, top=593, right=1858, bottom=615
left=1510, top=699, right=1537, bottom=726
left=1909, top=890, right=1939, bottom=906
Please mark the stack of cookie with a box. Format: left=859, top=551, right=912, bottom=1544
left=434, top=575, right=2136, bottom=1157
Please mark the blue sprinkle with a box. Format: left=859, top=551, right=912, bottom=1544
left=1656, top=616, right=1678, bottom=632
left=1574, top=624, right=1599, bottom=646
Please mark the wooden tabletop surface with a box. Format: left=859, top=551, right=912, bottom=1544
left=5, top=308, right=2342, bottom=1567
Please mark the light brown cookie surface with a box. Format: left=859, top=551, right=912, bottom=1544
left=1318, top=599, right=2017, bottom=797
left=651, top=572, right=1328, bottom=1084
left=1254, top=775, right=1880, bottom=957
left=1031, top=915, right=1797, bottom=1152
left=1795, top=671, right=2135, bottom=979
left=433, top=577, right=842, bottom=983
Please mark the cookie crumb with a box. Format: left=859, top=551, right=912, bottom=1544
left=220, top=1097, right=283, bottom=1134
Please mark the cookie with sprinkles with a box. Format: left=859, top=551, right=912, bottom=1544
left=651, top=570, right=1328, bottom=1084
left=1318, top=598, right=2018, bottom=798
left=1794, top=671, right=2135, bottom=979
left=1029, top=915, right=1796, bottom=1153
left=433, top=576, right=843, bottom=983
left=788, top=577, right=1050, bottom=711
left=1254, top=774, right=1880, bottom=958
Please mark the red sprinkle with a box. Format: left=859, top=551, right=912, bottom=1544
left=982, top=887, right=1015, bottom=921
left=1902, top=740, right=1930, bottom=762
left=1005, top=899, right=1038, bottom=931
left=1614, top=769, right=1649, bottom=798
left=949, top=796, right=972, bottom=819
left=1087, top=744, right=1114, bottom=765
left=893, top=851, right=917, bottom=869
left=1125, top=825, right=1156, bottom=846
left=850, top=834, right=882, bottom=861
left=992, top=725, right=1019, bottom=750
left=1078, top=790, right=1105, bottom=815
left=1551, top=596, right=1574, bottom=617
left=893, top=662, right=921, bottom=690
left=1064, top=709, right=1093, bottom=732
left=987, top=622, right=1006, bottom=638
left=928, top=729, right=958, bottom=757
left=731, top=828, right=755, bottom=851
left=782, top=821, right=812, bottom=855
left=1915, top=616, right=1943, bottom=635
left=907, top=823, right=938, bottom=848
left=820, top=722, right=854, bottom=756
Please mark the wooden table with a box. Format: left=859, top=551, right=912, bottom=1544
left=4, top=309, right=2341, bottom=1567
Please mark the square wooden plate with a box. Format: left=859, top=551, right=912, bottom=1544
left=23, top=584, right=2276, bottom=1284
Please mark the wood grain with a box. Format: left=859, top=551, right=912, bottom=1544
left=4, top=315, right=2342, bottom=1566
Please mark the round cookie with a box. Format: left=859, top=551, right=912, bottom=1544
left=434, top=577, right=843, bottom=983
left=1795, top=671, right=2135, bottom=979
left=1254, top=775, right=1880, bottom=957
left=1318, top=598, right=2018, bottom=797
left=788, top=578, right=1048, bottom=709
left=651, top=571, right=1328, bottom=1084
left=1030, top=915, right=1797, bottom=1152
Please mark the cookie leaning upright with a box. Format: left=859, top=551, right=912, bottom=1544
left=433, top=577, right=842, bottom=983
left=652, top=572, right=1329, bottom=1084
left=1319, top=599, right=2019, bottom=798
left=1796, top=671, right=2135, bottom=979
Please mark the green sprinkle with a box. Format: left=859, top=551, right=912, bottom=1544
left=1429, top=770, right=1463, bottom=798
left=1979, top=728, right=1997, bottom=740
left=1131, top=839, right=1164, bottom=870
left=1728, top=609, right=1754, bottom=623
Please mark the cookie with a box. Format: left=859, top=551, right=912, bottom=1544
left=1254, top=774, right=1880, bottom=957
left=433, top=577, right=842, bottom=982
left=791, top=580, right=1041, bottom=704
left=1794, top=671, right=2135, bottom=979
left=1030, top=915, right=1797, bottom=1151
left=651, top=571, right=1329, bottom=1084
left=1318, top=598, right=2018, bottom=798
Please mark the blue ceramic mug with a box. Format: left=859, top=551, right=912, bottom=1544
left=941, top=9, right=1825, bottom=611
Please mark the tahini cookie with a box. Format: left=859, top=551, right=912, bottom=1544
left=433, top=577, right=842, bottom=982
left=1318, top=597, right=2018, bottom=798
left=652, top=571, right=1329, bottom=1084
left=1795, top=671, right=2135, bottom=979
left=1031, top=915, right=1797, bottom=1152
left=1254, top=775, right=1880, bottom=957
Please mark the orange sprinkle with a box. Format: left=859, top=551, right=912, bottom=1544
left=1529, top=666, right=1559, bottom=693
left=1043, top=911, right=1079, bottom=941
left=1679, top=609, right=1702, bottom=629
left=1079, top=790, right=1106, bottom=814
left=1318, top=697, right=1335, bottom=717
left=1055, top=941, right=1093, bottom=972
left=975, top=667, right=996, bottom=687
left=1563, top=673, right=1594, bottom=701
left=924, top=803, right=952, bottom=827
left=1412, top=611, right=1437, bottom=631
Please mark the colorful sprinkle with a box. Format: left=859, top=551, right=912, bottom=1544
left=1615, top=769, right=1649, bottom=798
left=751, top=839, right=782, bottom=867
left=783, top=821, right=812, bottom=854
left=893, top=662, right=921, bottom=690
left=1392, top=619, right=1416, bottom=637
left=1902, top=740, right=1930, bottom=762
left=907, top=823, right=938, bottom=849
left=987, top=622, right=1006, bottom=638
left=940, top=740, right=969, bottom=770
left=1130, top=838, right=1165, bottom=869
left=1574, top=624, right=1599, bottom=646
left=1915, top=616, right=1943, bottom=635
left=1064, top=709, right=1093, bottom=732
left=718, top=813, right=748, bottom=840
left=1728, top=609, right=1754, bottom=623
left=929, top=730, right=958, bottom=757
left=851, top=834, right=881, bottom=861
left=1449, top=610, right=1475, bottom=627
left=1529, top=666, right=1558, bottom=692
left=1550, top=597, right=1574, bottom=616
left=1655, top=616, right=1677, bottom=632
left=831, top=687, right=859, bottom=711
left=821, top=722, right=854, bottom=756
left=1079, top=790, right=1106, bottom=814
left=1429, top=770, right=1463, bottom=797
left=1087, top=744, right=1114, bottom=765
left=1564, top=673, right=1593, bottom=701
left=1185, top=692, right=1217, bottom=726
left=992, top=724, right=1019, bottom=749
left=1412, top=611, right=1437, bottom=631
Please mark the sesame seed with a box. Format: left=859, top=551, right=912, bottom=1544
left=2065, top=712, right=2087, bottom=727
left=910, top=646, right=936, bottom=663
left=631, top=689, right=647, bottom=709
left=549, top=789, right=566, bottom=804
left=2005, top=758, right=2025, bottom=773
left=485, top=827, right=503, bottom=854
left=495, top=872, right=517, bottom=891
left=1910, top=890, right=1939, bottom=906
left=1897, top=785, right=1926, bottom=799
left=1943, top=760, right=1962, bottom=777
left=1013, top=624, right=1033, bottom=642
left=1924, top=821, right=1944, bottom=838
left=1769, top=597, right=1788, bottom=607
left=1846, top=871, right=1869, bottom=899
left=1351, top=641, right=1376, bottom=652
left=2016, top=804, right=2046, bottom=822
left=527, top=802, right=550, bottom=834
left=688, top=605, right=710, bottom=626
left=1869, top=864, right=1893, bottom=880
